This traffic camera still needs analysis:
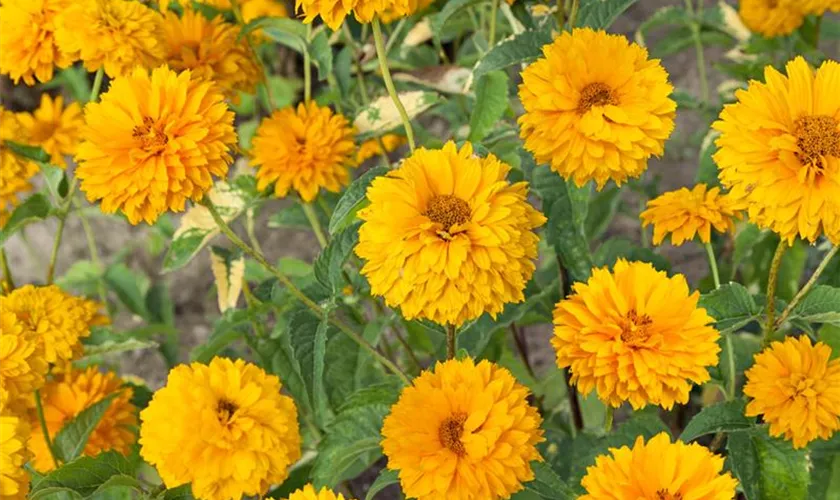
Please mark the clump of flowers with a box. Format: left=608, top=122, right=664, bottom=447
left=518, top=28, right=676, bottom=189
left=295, top=0, right=428, bottom=30
left=0, top=107, right=39, bottom=227
left=16, top=94, right=84, bottom=167
left=0, top=412, right=31, bottom=500
left=0, top=311, right=48, bottom=413
left=140, top=357, right=302, bottom=500
left=0, top=0, right=73, bottom=85
left=382, top=358, right=544, bottom=500
left=641, top=184, right=742, bottom=246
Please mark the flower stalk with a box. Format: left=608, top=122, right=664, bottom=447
left=705, top=241, right=721, bottom=289
left=301, top=202, right=328, bottom=249
left=775, top=245, right=839, bottom=329
left=89, top=67, right=104, bottom=102
left=446, top=324, right=457, bottom=359
left=35, top=389, right=60, bottom=469
left=763, top=240, right=787, bottom=345
left=371, top=17, right=416, bottom=151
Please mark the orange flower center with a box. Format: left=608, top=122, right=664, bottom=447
left=133, top=116, right=168, bottom=151
left=577, top=82, right=618, bottom=114
left=619, top=309, right=653, bottom=347
left=794, top=115, right=840, bottom=174
left=216, top=398, right=238, bottom=424
left=656, top=491, right=683, bottom=500
left=788, top=373, right=818, bottom=399
left=438, top=412, right=467, bottom=456
left=29, top=121, right=58, bottom=143
left=424, top=195, right=471, bottom=231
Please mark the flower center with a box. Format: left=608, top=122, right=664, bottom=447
left=794, top=115, right=840, bottom=174
left=133, top=116, right=168, bottom=150
left=438, top=412, right=467, bottom=456
left=577, top=82, right=618, bottom=114
left=656, top=491, right=683, bottom=500
left=424, top=195, right=471, bottom=232
left=619, top=309, right=654, bottom=347
left=216, top=398, right=238, bottom=424
left=788, top=373, right=817, bottom=399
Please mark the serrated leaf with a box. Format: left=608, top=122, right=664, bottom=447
left=680, top=399, right=754, bottom=442
left=30, top=451, right=135, bottom=497
left=0, top=193, right=52, bottom=244
left=89, top=475, right=143, bottom=497
left=525, top=462, right=576, bottom=499
left=311, top=404, right=388, bottom=487
left=353, top=91, right=441, bottom=136
left=328, top=167, right=387, bottom=235
left=52, top=394, right=118, bottom=463
left=473, top=30, right=553, bottom=81
left=364, top=469, right=399, bottom=500
left=289, top=310, right=332, bottom=426
left=209, top=246, right=245, bottom=313
left=577, top=0, right=637, bottom=30
left=727, top=428, right=809, bottom=500
left=787, top=285, right=840, bottom=327
left=161, top=484, right=195, bottom=500
left=468, top=71, right=509, bottom=142
left=699, top=283, right=761, bottom=333
left=314, top=223, right=359, bottom=295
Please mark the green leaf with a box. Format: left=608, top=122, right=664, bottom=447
left=310, top=29, right=333, bottom=81
left=104, top=263, right=150, bottom=318
left=584, top=186, right=621, bottom=240
left=80, top=338, right=157, bottom=359
left=289, top=310, right=332, bottom=425
left=732, top=224, right=764, bottom=278
left=364, top=469, right=399, bottom=500
left=38, top=162, right=70, bottom=200
left=314, top=223, right=359, bottom=295
left=679, top=399, right=754, bottom=442
left=810, top=453, right=840, bottom=500
left=354, top=91, right=442, bottom=136
left=0, top=193, right=52, bottom=244
left=52, top=394, right=118, bottom=463
left=268, top=204, right=313, bottom=230
left=711, top=331, right=761, bottom=397
left=576, top=0, right=638, bottom=30
left=468, top=71, right=509, bottom=142
left=29, top=487, right=84, bottom=500
left=328, top=167, right=387, bottom=235
left=30, top=451, right=135, bottom=498
left=593, top=238, right=671, bottom=272
left=473, top=30, right=553, bottom=81
left=696, top=129, right=721, bottom=186
left=431, top=0, right=488, bottom=46
left=88, top=475, right=143, bottom=498
left=525, top=462, right=576, bottom=499
left=634, top=5, right=690, bottom=46
left=56, top=261, right=103, bottom=297
left=324, top=319, right=387, bottom=410
left=4, top=140, right=51, bottom=162
left=727, top=428, right=809, bottom=500
left=819, top=324, right=840, bottom=359
left=699, top=283, right=761, bottom=334
left=161, top=484, right=195, bottom=500
left=242, top=17, right=307, bottom=52
left=259, top=329, right=314, bottom=417
left=787, top=285, right=840, bottom=327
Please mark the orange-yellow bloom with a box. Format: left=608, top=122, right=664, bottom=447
left=16, top=94, right=84, bottom=168
left=295, top=0, right=429, bottom=30
left=0, top=412, right=31, bottom=500
left=641, top=184, right=743, bottom=246
left=0, top=311, right=48, bottom=413
left=0, top=0, right=74, bottom=85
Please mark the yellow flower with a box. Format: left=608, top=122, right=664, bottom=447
left=0, top=0, right=74, bottom=86
left=251, top=102, right=356, bottom=202
left=281, top=484, right=349, bottom=500
left=16, top=94, right=84, bottom=168
left=553, top=260, right=720, bottom=409
left=241, top=0, right=289, bottom=22
left=1, top=107, right=39, bottom=228
left=28, top=367, right=136, bottom=472
left=579, top=432, right=738, bottom=500
left=0, top=311, right=48, bottom=413
left=800, top=0, right=840, bottom=14
left=295, top=0, right=428, bottom=30
left=744, top=336, right=840, bottom=449
left=76, top=65, right=236, bottom=225
left=518, top=28, right=676, bottom=190
left=379, top=0, right=433, bottom=23
left=0, top=285, right=106, bottom=365
left=640, top=184, right=743, bottom=246
left=162, top=9, right=261, bottom=100
left=356, top=133, right=406, bottom=164
left=382, top=358, right=544, bottom=500
left=139, top=357, right=301, bottom=500
left=738, top=0, right=804, bottom=37
left=54, top=0, right=164, bottom=78
left=712, top=57, right=840, bottom=244
left=355, top=141, right=546, bottom=327
left=0, top=412, right=31, bottom=500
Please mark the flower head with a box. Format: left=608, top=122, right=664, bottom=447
left=162, top=9, right=261, bottom=99
left=356, top=133, right=406, bottom=164
left=54, top=0, right=164, bottom=78
left=251, top=102, right=356, bottom=202
left=281, top=484, right=349, bottom=500
left=76, top=65, right=236, bottom=225
left=738, top=0, right=804, bottom=37
left=29, top=366, right=137, bottom=472
left=241, top=0, right=289, bottom=22
left=295, top=0, right=428, bottom=30
left=379, top=0, right=432, bottom=23
left=0, top=0, right=74, bottom=85
left=1, top=107, right=39, bottom=228
left=140, top=357, right=302, bottom=500
left=355, top=141, right=546, bottom=327
left=0, top=285, right=107, bottom=365
left=800, top=0, right=840, bottom=14
left=640, top=184, right=743, bottom=246
left=16, top=94, right=84, bottom=168
left=579, top=432, right=738, bottom=500
left=518, top=28, right=675, bottom=190
left=0, top=311, right=48, bottom=413
left=713, top=57, right=840, bottom=243
left=382, top=358, right=544, bottom=500
left=744, top=335, right=840, bottom=448
left=553, top=260, right=720, bottom=409
left=0, top=412, right=31, bottom=500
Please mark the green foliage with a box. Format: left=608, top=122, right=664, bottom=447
left=727, top=428, right=809, bottom=500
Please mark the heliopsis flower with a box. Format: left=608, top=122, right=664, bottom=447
left=579, top=433, right=738, bottom=500
left=379, top=0, right=433, bottom=23
left=640, top=184, right=743, bottom=246
left=382, top=358, right=544, bottom=500
left=0, top=285, right=107, bottom=364
left=799, top=0, right=840, bottom=14
left=356, top=133, right=406, bottom=164
left=28, top=367, right=136, bottom=472
left=738, top=0, right=804, bottom=37
left=241, top=0, right=289, bottom=22
left=0, top=412, right=30, bottom=500
left=0, top=0, right=73, bottom=85
left=251, top=102, right=356, bottom=202
left=553, top=260, right=720, bottom=409
left=140, top=357, right=301, bottom=500
left=518, top=28, right=676, bottom=190
left=54, top=0, right=164, bottom=78
left=0, top=311, right=48, bottom=413
left=295, top=0, right=427, bottom=30
left=1, top=107, right=39, bottom=228
left=280, top=484, right=349, bottom=500
left=744, top=336, right=840, bottom=448
left=76, top=66, right=236, bottom=225
left=713, top=57, right=840, bottom=243
left=16, top=94, right=84, bottom=168
left=162, top=9, right=261, bottom=99
left=355, top=141, right=546, bottom=327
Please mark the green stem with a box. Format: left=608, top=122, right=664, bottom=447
left=393, top=325, right=422, bottom=373
left=725, top=332, right=736, bottom=400
left=35, top=390, right=60, bottom=469
left=304, top=24, right=312, bottom=103
left=776, top=245, right=839, bottom=329
left=0, top=248, right=14, bottom=291
left=488, top=0, right=501, bottom=47
left=555, top=0, right=566, bottom=28
left=685, top=0, right=708, bottom=102
left=245, top=208, right=265, bottom=256
left=301, top=202, right=327, bottom=249
left=567, top=0, right=580, bottom=28
left=604, top=406, right=614, bottom=433
left=383, top=18, right=408, bottom=55
left=46, top=178, right=78, bottom=284
left=763, top=240, right=787, bottom=345
left=75, top=198, right=109, bottom=307
left=812, top=15, right=823, bottom=49
left=446, top=324, right=457, bottom=360
left=89, top=67, right=104, bottom=102
left=705, top=241, right=721, bottom=289
left=372, top=17, right=416, bottom=151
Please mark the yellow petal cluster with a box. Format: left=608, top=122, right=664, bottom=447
left=738, top=0, right=805, bottom=38
left=251, top=102, right=356, bottom=202
left=713, top=57, right=840, bottom=244
left=0, top=0, right=73, bottom=85
left=140, top=357, right=302, bottom=500
left=16, top=94, right=84, bottom=168
left=281, top=484, right=350, bottom=500
left=295, top=0, right=428, bottom=30
left=744, top=335, right=840, bottom=449
left=0, top=311, right=48, bottom=413
left=29, top=366, right=137, bottom=472
left=0, top=107, right=39, bottom=228
left=162, top=9, right=261, bottom=99
left=0, top=412, right=31, bottom=500
left=382, top=358, right=544, bottom=500
left=240, top=0, right=289, bottom=22
left=579, top=433, right=738, bottom=500
left=76, top=66, right=237, bottom=225
left=518, top=28, right=675, bottom=189
left=379, top=0, right=433, bottom=23
left=640, top=184, right=743, bottom=246
left=0, top=285, right=107, bottom=365
left=355, top=141, right=546, bottom=327
left=356, top=133, right=406, bottom=164
left=552, top=260, right=720, bottom=409
left=54, top=0, right=164, bottom=78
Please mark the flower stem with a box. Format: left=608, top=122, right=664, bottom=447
left=776, top=245, right=839, bottom=329
left=46, top=178, right=79, bottom=284
left=446, top=324, right=456, bottom=359
left=564, top=369, right=584, bottom=432
left=301, top=202, right=327, bottom=249
left=89, top=67, right=104, bottom=102
left=763, top=240, right=787, bottom=345
left=488, top=0, right=501, bottom=47
left=35, top=390, right=60, bottom=469
left=685, top=0, right=708, bottom=102
left=555, top=0, right=566, bottom=29
left=304, top=23, right=312, bottom=103
left=0, top=248, right=14, bottom=291
left=74, top=197, right=108, bottom=306
left=203, top=199, right=410, bottom=384
left=604, top=406, right=614, bottom=433
left=372, top=17, right=416, bottom=151
left=567, top=0, right=580, bottom=28
left=705, top=241, right=721, bottom=289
